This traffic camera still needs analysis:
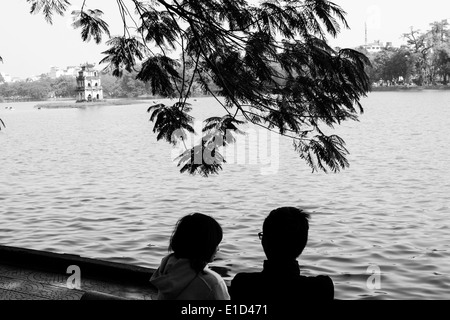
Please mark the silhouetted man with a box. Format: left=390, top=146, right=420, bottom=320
left=230, top=207, right=334, bottom=300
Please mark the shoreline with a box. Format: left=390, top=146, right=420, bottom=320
left=3, top=86, right=450, bottom=106
left=371, top=85, right=450, bottom=92
left=32, top=95, right=212, bottom=109
left=34, top=99, right=152, bottom=109
left=8, top=85, right=450, bottom=109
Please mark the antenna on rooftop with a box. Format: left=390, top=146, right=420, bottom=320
left=365, top=22, right=368, bottom=46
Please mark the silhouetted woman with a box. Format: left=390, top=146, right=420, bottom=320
left=150, top=213, right=230, bottom=300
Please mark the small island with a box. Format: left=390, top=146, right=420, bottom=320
left=34, top=65, right=151, bottom=109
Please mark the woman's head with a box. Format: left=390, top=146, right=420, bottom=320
left=169, top=213, right=223, bottom=272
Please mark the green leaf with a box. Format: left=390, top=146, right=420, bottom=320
left=202, top=115, right=245, bottom=146
left=294, top=134, right=350, bottom=173
left=147, top=103, right=194, bottom=145
left=137, top=55, right=180, bottom=96
left=244, top=32, right=276, bottom=82
left=100, top=37, right=146, bottom=77
left=72, top=9, right=110, bottom=44
left=138, top=10, right=178, bottom=49
left=176, top=141, right=226, bottom=177
left=26, top=0, right=70, bottom=24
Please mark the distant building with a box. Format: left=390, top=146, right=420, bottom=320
left=364, top=40, right=384, bottom=53
left=0, top=72, right=13, bottom=83
left=64, top=66, right=81, bottom=77
left=49, top=66, right=62, bottom=79
left=361, top=40, right=395, bottom=53
left=49, top=65, right=82, bottom=79
left=76, top=66, right=103, bottom=102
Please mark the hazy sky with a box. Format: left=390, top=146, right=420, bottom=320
left=1, top=0, right=450, bottom=78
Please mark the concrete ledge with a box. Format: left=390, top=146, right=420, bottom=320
left=0, top=245, right=155, bottom=285
left=80, top=291, right=129, bottom=300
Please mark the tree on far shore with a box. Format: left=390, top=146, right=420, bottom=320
left=355, top=20, right=450, bottom=87
left=0, top=55, right=3, bottom=129
left=18, top=0, right=371, bottom=176
left=402, top=28, right=433, bottom=86
left=0, top=65, right=3, bottom=129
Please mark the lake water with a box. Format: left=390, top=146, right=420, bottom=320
left=1, top=92, right=449, bottom=300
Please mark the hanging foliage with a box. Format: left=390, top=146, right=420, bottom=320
left=24, top=0, right=371, bottom=176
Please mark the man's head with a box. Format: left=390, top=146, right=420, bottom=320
left=261, top=207, right=310, bottom=260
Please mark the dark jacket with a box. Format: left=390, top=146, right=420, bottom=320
left=230, top=260, right=334, bottom=301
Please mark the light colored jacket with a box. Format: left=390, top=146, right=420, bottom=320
left=150, top=254, right=230, bottom=300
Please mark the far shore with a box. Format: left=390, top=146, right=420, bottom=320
left=371, top=84, right=450, bottom=92
left=33, top=99, right=155, bottom=109
left=3, top=85, right=450, bottom=108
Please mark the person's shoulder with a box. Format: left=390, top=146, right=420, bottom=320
left=202, top=267, right=225, bottom=282
left=200, top=268, right=228, bottom=290
left=231, top=272, right=263, bottom=285
left=308, top=275, right=334, bottom=286
left=300, top=274, right=333, bottom=288
left=230, top=272, right=264, bottom=292
left=301, top=274, right=334, bottom=300
left=200, top=268, right=230, bottom=300
left=230, top=272, right=266, bottom=300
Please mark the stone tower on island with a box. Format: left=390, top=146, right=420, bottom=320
left=76, top=65, right=103, bottom=102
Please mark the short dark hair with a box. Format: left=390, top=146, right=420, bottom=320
left=262, top=207, right=310, bottom=260
left=170, top=213, right=223, bottom=273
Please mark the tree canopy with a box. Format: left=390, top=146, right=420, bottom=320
left=5, top=0, right=371, bottom=175
left=360, top=20, right=450, bottom=86
left=0, top=55, right=3, bottom=130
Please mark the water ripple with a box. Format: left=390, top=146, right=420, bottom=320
left=2, top=94, right=450, bottom=299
